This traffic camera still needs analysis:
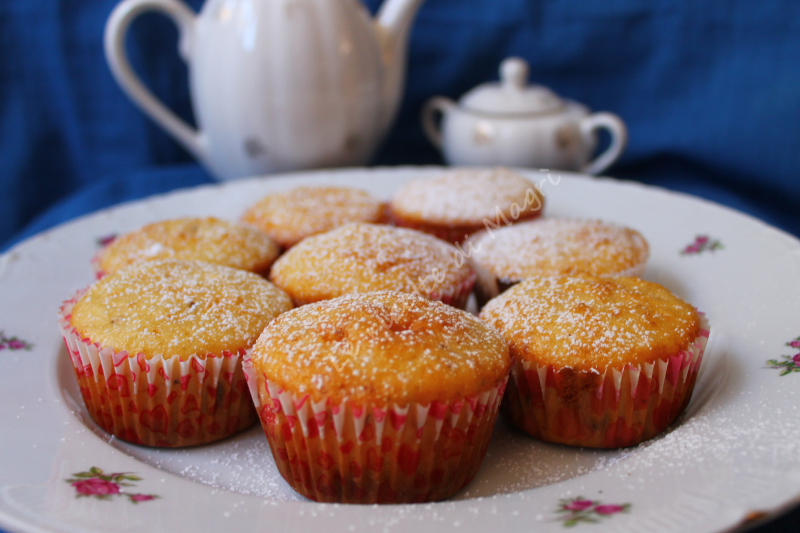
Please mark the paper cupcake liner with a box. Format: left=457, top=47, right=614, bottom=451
left=58, top=291, right=257, bottom=447
left=501, top=313, right=710, bottom=448
left=243, top=359, right=508, bottom=503
left=90, top=254, right=107, bottom=279
left=427, top=271, right=477, bottom=310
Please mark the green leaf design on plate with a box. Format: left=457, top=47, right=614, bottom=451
left=65, top=467, right=158, bottom=504
left=556, top=497, right=630, bottom=528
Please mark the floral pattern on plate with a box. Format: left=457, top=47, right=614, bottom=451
left=681, top=235, right=723, bottom=255
left=766, top=337, right=800, bottom=376
left=0, top=331, right=32, bottom=351
left=96, top=234, right=118, bottom=248
left=556, top=497, right=631, bottom=527
left=66, top=467, right=158, bottom=503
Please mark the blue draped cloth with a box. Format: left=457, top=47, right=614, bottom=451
left=1, top=1, right=800, bottom=530
left=2, top=0, right=800, bottom=252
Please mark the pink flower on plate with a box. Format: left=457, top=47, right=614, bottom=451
left=72, top=478, right=120, bottom=497
left=563, top=499, right=594, bottom=511
left=96, top=234, right=118, bottom=247
left=0, top=332, right=31, bottom=351
left=681, top=235, right=723, bottom=255
left=767, top=337, right=800, bottom=375
left=66, top=467, right=157, bottom=503
left=557, top=497, right=631, bottom=526
left=594, top=504, right=626, bottom=515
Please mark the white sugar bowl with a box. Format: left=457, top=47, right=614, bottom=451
left=422, top=58, right=627, bottom=175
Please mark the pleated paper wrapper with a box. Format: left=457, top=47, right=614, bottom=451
left=58, top=291, right=257, bottom=447
left=426, top=271, right=477, bottom=310
left=243, top=358, right=508, bottom=503
left=501, top=313, right=710, bottom=448
left=89, top=240, right=112, bottom=279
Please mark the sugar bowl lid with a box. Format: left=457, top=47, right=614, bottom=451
left=459, top=57, right=564, bottom=115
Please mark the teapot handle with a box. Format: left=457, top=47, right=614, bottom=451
left=579, top=112, right=628, bottom=175
left=421, top=97, right=456, bottom=150
left=104, top=0, right=205, bottom=160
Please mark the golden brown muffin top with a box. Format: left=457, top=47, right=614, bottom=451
left=95, top=217, right=280, bottom=276
left=71, top=260, right=292, bottom=361
left=240, top=186, right=386, bottom=248
left=389, top=167, right=544, bottom=226
left=480, top=274, right=700, bottom=371
left=269, top=223, right=474, bottom=305
left=470, top=219, right=649, bottom=283
left=251, top=291, right=510, bottom=404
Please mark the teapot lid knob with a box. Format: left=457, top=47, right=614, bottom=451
left=456, top=56, right=563, bottom=114
left=500, top=57, right=529, bottom=91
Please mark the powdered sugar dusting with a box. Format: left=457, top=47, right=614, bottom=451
left=96, top=217, right=280, bottom=275
left=71, top=260, right=293, bottom=360
left=480, top=274, right=700, bottom=370
left=471, top=218, right=649, bottom=282
left=241, top=186, right=386, bottom=248
left=251, top=291, right=509, bottom=404
left=269, top=223, right=474, bottom=304
left=36, top=169, right=800, bottom=527
left=114, top=428, right=306, bottom=501
left=390, top=167, right=543, bottom=225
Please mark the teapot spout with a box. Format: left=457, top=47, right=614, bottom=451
left=377, top=0, right=425, bottom=41
left=375, top=0, right=425, bottom=133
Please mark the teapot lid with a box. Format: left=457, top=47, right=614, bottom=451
left=459, top=58, right=564, bottom=115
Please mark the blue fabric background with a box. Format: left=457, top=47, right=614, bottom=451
left=0, top=0, right=799, bottom=530
left=1, top=0, right=800, bottom=252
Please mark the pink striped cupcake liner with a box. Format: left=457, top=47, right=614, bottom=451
left=243, top=358, right=508, bottom=503
left=427, top=270, right=477, bottom=310
left=501, top=313, right=710, bottom=448
left=58, top=291, right=257, bottom=447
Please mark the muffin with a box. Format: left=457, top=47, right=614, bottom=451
left=469, top=218, right=649, bottom=303
left=94, top=217, right=280, bottom=277
left=244, top=291, right=511, bottom=503
left=241, top=186, right=387, bottom=248
left=389, top=167, right=544, bottom=244
left=480, top=274, right=709, bottom=448
left=58, top=260, right=293, bottom=447
left=269, top=223, right=477, bottom=309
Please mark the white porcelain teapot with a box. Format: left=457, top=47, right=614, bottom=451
left=105, top=0, right=425, bottom=180
left=422, top=58, right=627, bottom=175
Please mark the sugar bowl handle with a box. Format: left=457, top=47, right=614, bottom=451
left=104, top=0, right=206, bottom=161
left=579, top=112, right=627, bottom=175
left=421, top=97, right=457, bottom=149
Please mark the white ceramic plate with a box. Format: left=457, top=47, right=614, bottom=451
left=2, top=167, right=800, bottom=533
